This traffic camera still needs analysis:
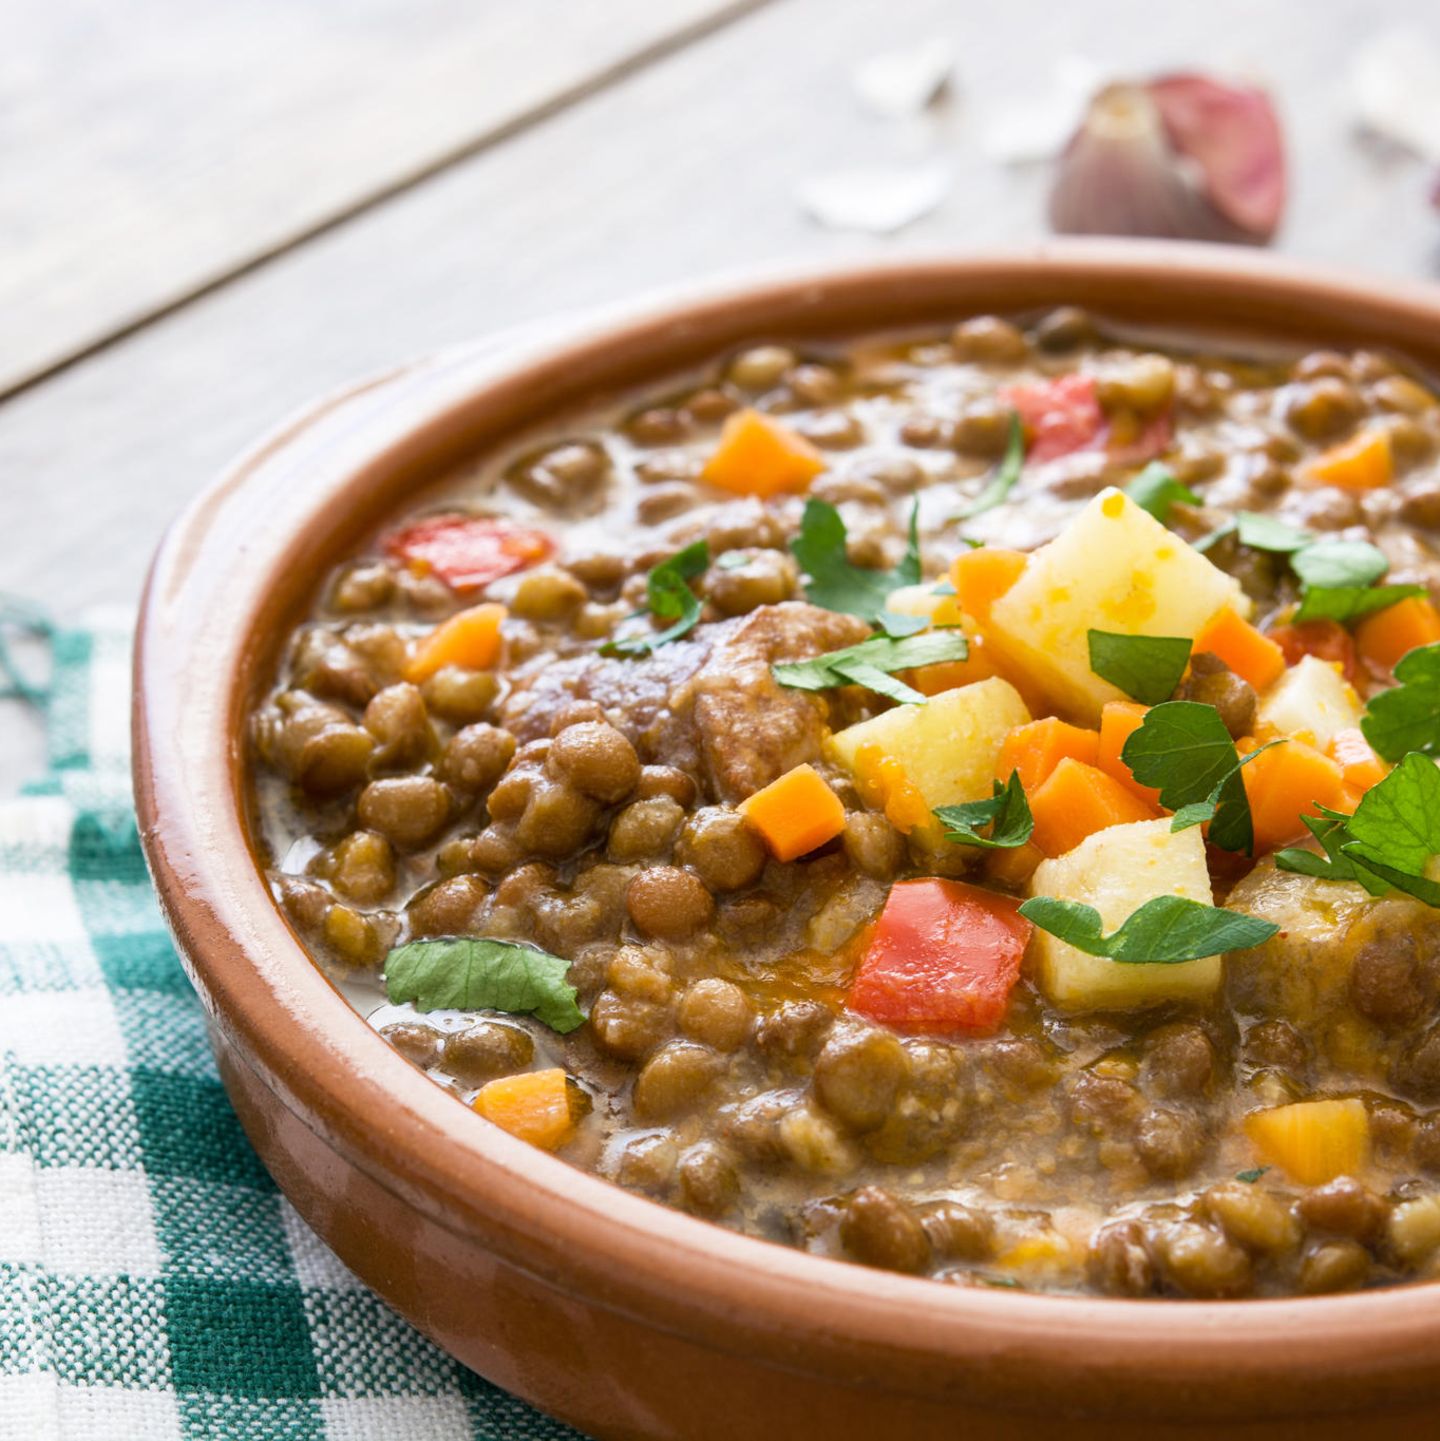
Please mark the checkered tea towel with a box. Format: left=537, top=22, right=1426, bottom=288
left=0, top=607, right=583, bottom=1441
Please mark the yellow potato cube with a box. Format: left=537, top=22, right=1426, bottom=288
left=1257, top=654, right=1363, bottom=747
left=827, top=677, right=1030, bottom=811
left=987, top=488, right=1248, bottom=722
left=1027, top=818, right=1221, bottom=1011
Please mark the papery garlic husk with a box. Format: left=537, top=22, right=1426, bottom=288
left=1050, top=76, right=1285, bottom=245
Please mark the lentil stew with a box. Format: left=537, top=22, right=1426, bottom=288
left=249, top=310, right=1440, bottom=1300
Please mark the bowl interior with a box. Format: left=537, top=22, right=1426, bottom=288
left=136, top=244, right=1440, bottom=1419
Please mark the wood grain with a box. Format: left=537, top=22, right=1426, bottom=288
left=0, top=0, right=767, bottom=395
left=4, top=0, right=1440, bottom=793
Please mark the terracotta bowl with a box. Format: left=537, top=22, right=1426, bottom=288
left=135, top=244, right=1440, bottom=1440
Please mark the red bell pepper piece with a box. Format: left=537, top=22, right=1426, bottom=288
left=1268, top=619, right=1357, bottom=682
left=384, top=514, right=553, bottom=592
left=848, top=879, right=1032, bottom=1035
left=999, top=374, right=1104, bottom=462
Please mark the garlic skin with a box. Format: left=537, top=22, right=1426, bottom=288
left=1050, top=75, right=1285, bottom=245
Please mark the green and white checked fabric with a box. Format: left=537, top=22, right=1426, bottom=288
left=0, top=609, right=583, bottom=1441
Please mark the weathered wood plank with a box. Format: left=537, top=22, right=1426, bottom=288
left=0, top=0, right=767, bottom=394
left=4, top=0, right=1440, bottom=793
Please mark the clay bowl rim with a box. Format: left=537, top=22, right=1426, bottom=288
left=135, top=242, right=1440, bottom=1422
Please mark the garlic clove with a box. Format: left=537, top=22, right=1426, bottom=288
left=1049, top=75, right=1285, bottom=246
left=1147, top=74, right=1285, bottom=241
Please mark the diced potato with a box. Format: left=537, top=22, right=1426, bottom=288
left=1256, top=654, right=1363, bottom=747
left=827, top=677, right=1030, bottom=811
left=986, top=488, right=1248, bottom=722
left=1027, top=818, right=1221, bottom=1011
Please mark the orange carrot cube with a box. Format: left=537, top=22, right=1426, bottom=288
left=404, top=602, right=506, bottom=682
left=1095, top=701, right=1162, bottom=806
left=994, top=717, right=1100, bottom=793
left=1028, top=758, right=1159, bottom=858
left=1240, top=737, right=1346, bottom=852
left=739, top=762, right=847, bottom=861
left=701, top=409, right=825, bottom=497
left=1195, top=607, right=1286, bottom=691
left=1245, top=1099, right=1370, bottom=1186
left=1303, top=428, right=1393, bottom=491
left=1354, top=594, right=1440, bottom=672
left=474, top=1068, right=576, bottom=1151
left=1328, top=727, right=1389, bottom=796
left=949, top=548, right=1028, bottom=623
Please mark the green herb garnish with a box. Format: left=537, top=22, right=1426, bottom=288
left=1120, top=701, right=1258, bottom=854
left=1236, top=512, right=1314, bottom=553
left=1293, top=583, right=1426, bottom=626
left=1273, top=809, right=1389, bottom=897
left=1197, top=511, right=1314, bottom=555
left=958, top=413, right=1024, bottom=520
left=1290, top=539, right=1389, bottom=591
left=1124, top=463, right=1199, bottom=524
left=1287, top=538, right=1421, bottom=625
left=1362, top=643, right=1440, bottom=761
left=876, top=609, right=930, bottom=638
left=384, top=937, right=586, bottom=1033
left=933, top=771, right=1034, bottom=849
left=1169, top=740, right=1286, bottom=835
left=1275, top=753, right=1440, bottom=906
left=790, top=498, right=920, bottom=622
left=772, top=629, right=969, bottom=706
left=1236, top=1166, right=1270, bottom=1184
left=601, top=540, right=709, bottom=656
left=1087, top=631, right=1192, bottom=706
left=1199, top=516, right=1415, bottom=623
left=1341, top=752, right=1440, bottom=905
left=1017, top=894, right=1279, bottom=963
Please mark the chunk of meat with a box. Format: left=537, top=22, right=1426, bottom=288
left=502, top=603, right=867, bottom=801
left=502, top=633, right=711, bottom=771
left=676, top=603, right=870, bottom=802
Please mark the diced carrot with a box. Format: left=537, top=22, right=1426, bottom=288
left=473, top=1068, right=576, bottom=1151
left=1302, top=427, right=1393, bottom=491
left=1244, top=1099, right=1370, bottom=1186
left=1028, top=758, right=1159, bottom=858
left=739, top=762, right=847, bottom=861
left=986, top=840, right=1044, bottom=889
left=404, top=602, right=506, bottom=682
left=1095, top=701, right=1162, bottom=806
left=1239, top=736, right=1346, bottom=852
left=906, top=650, right=1003, bottom=695
left=949, top=548, right=1028, bottom=623
left=701, top=408, right=825, bottom=497
left=1268, top=619, right=1357, bottom=682
left=1195, top=607, right=1286, bottom=691
left=1354, top=594, right=1440, bottom=672
left=994, top=717, right=1101, bottom=793
left=849, top=743, right=933, bottom=837
left=1328, top=727, right=1389, bottom=795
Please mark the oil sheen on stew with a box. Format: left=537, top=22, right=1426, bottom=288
left=250, top=310, right=1440, bottom=1299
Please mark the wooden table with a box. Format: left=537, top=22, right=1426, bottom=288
left=4, top=0, right=1439, bottom=795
